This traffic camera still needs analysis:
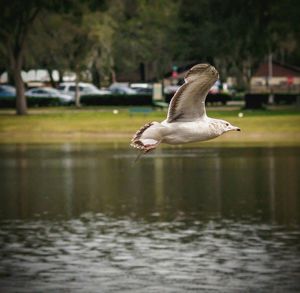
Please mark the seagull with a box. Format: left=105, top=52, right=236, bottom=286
left=130, top=63, right=240, bottom=156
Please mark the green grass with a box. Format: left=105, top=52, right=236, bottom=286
left=0, top=106, right=299, bottom=146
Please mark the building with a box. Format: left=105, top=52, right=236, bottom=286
left=250, top=61, right=300, bottom=93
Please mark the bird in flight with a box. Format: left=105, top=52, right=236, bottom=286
left=131, top=63, right=240, bottom=156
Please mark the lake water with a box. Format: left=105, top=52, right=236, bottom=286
left=0, top=145, right=299, bottom=292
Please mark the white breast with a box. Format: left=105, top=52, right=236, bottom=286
left=161, top=120, right=218, bottom=144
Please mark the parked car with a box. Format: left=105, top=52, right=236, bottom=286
left=0, top=85, right=16, bottom=97
left=109, top=83, right=137, bottom=95
left=58, top=82, right=111, bottom=96
left=163, top=85, right=180, bottom=95
left=25, top=87, right=73, bottom=104
left=130, top=83, right=153, bottom=94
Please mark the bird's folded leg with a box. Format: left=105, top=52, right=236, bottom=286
left=143, top=142, right=159, bottom=153
left=131, top=139, right=160, bottom=151
left=131, top=138, right=161, bottom=155
left=133, top=140, right=160, bottom=163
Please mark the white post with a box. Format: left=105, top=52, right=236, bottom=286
left=268, top=53, right=273, bottom=82
left=268, top=53, right=274, bottom=104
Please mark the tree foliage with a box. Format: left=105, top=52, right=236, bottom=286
left=177, top=0, right=300, bottom=85
left=0, top=0, right=299, bottom=114
left=113, top=0, right=179, bottom=80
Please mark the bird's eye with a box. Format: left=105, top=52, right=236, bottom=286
left=226, top=123, right=229, bottom=126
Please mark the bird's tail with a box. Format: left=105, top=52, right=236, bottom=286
left=130, top=122, right=161, bottom=154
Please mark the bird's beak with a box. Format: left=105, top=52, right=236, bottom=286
left=229, top=126, right=241, bottom=132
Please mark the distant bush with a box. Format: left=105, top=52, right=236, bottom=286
left=231, top=92, right=245, bottom=101
left=164, top=93, right=173, bottom=103
left=274, top=94, right=298, bottom=105
left=0, top=96, right=72, bottom=108
left=0, top=96, right=15, bottom=108
left=0, top=94, right=153, bottom=107
left=27, top=97, right=70, bottom=106
left=244, top=93, right=299, bottom=109
left=165, top=92, right=232, bottom=105
left=244, top=94, right=269, bottom=109
left=206, top=93, right=232, bottom=105
left=80, top=94, right=153, bottom=106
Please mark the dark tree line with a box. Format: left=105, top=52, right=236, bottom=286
left=177, top=0, right=300, bottom=85
left=0, top=0, right=299, bottom=114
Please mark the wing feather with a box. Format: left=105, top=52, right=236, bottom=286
left=166, top=64, right=218, bottom=123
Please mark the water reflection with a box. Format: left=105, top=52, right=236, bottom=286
left=0, top=145, right=299, bottom=224
left=0, top=145, right=300, bottom=292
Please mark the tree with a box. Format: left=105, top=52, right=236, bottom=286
left=83, top=7, right=116, bottom=87
left=269, top=0, right=300, bottom=65
left=0, top=0, right=72, bottom=114
left=176, top=0, right=300, bottom=87
left=0, top=0, right=42, bottom=115
left=28, top=0, right=111, bottom=104
left=28, top=13, right=71, bottom=87
left=176, top=0, right=270, bottom=86
left=0, top=0, right=109, bottom=113
left=113, top=0, right=179, bottom=81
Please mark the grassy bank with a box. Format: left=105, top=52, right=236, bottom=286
left=0, top=106, right=299, bottom=146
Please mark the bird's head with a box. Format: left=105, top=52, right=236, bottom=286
left=219, top=120, right=241, bottom=133
left=185, top=63, right=219, bottom=88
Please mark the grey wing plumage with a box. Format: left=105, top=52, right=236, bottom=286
left=166, top=64, right=219, bottom=123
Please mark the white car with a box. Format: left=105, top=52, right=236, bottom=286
left=163, top=85, right=180, bottom=95
left=109, top=83, right=137, bottom=95
left=57, top=82, right=111, bottom=97
left=25, top=87, right=73, bottom=104
left=130, top=83, right=153, bottom=94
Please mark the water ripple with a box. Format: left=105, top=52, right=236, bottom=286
left=1, top=215, right=300, bottom=292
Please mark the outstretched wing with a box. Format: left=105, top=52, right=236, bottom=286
left=166, top=64, right=218, bottom=123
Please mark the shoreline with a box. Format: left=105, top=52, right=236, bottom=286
left=0, top=106, right=299, bottom=146
left=0, top=132, right=299, bottom=147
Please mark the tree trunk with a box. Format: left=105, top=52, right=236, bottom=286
left=3, top=5, right=40, bottom=115
left=91, top=61, right=101, bottom=88
left=58, top=69, right=64, bottom=83
left=110, top=69, right=116, bottom=84
left=139, top=62, right=145, bottom=82
left=14, top=71, right=27, bottom=115
left=12, top=55, right=27, bottom=115
left=47, top=68, right=56, bottom=88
